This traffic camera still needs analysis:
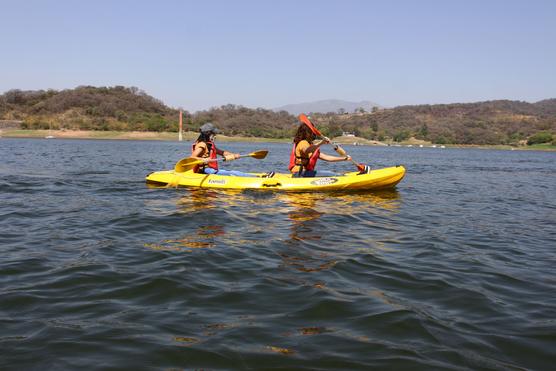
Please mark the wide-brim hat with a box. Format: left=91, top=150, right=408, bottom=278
left=200, top=122, right=220, bottom=134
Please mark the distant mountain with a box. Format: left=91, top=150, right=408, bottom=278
left=274, top=99, right=382, bottom=115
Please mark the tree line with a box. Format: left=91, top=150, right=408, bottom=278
left=1, top=86, right=555, bottom=145
left=310, top=100, right=556, bottom=145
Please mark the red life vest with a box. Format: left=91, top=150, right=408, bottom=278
left=288, top=141, right=320, bottom=172
left=191, top=140, right=218, bottom=172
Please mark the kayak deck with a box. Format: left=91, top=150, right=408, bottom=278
left=146, top=165, right=405, bottom=192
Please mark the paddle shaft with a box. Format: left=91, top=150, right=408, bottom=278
left=202, top=152, right=265, bottom=165
left=174, top=150, right=268, bottom=173
left=317, top=136, right=365, bottom=171
left=331, top=143, right=365, bottom=169
left=198, top=154, right=242, bottom=165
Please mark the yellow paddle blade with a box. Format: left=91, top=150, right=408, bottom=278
left=249, top=150, right=268, bottom=159
left=174, top=157, right=203, bottom=173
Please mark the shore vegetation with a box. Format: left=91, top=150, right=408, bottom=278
left=1, top=86, right=555, bottom=147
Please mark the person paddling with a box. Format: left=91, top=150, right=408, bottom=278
left=289, top=122, right=351, bottom=177
left=191, top=123, right=274, bottom=178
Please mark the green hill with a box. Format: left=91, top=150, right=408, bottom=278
left=1, top=86, right=555, bottom=145
left=0, top=86, right=178, bottom=131
left=0, top=86, right=296, bottom=137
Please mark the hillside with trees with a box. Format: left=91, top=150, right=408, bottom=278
left=0, top=86, right=296, bottom=137
left=0, top=86, right=179, bottom=132
left=310, top=100, right=556, bottom=145
left=1, top=86, right=555, bottom=145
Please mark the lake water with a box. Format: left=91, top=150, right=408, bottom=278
left=1, top=138, right=555, bottom=370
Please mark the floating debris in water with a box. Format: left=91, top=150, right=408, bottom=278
left=174, top=336, right=199, bottom=344
left=298, top=327, right=326, bottom=335
left=266, top=346, right=295, bottom=355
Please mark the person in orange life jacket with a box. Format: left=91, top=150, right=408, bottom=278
left=191, top=123, right=274, bottom=178
left=289, top=123, right=351, bottom=177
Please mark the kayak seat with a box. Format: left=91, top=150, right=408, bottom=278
left=260, top=171, right=275, bottom=178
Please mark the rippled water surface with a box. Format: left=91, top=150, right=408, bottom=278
left=1, top=138, right=555, bottom=370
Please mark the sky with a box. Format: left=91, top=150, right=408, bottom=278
left=1, top=0, right=555, bottom=111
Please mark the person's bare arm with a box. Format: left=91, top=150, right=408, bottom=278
left=191, top=143, right=207, bottom=160
left=319, top=152, right=351, bottom=162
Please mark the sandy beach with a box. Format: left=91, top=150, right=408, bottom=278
left=0, top=129, right=287, bottom=143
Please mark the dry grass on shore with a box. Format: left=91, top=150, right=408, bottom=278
left=2, top=129, right=554, bottom=151
left=0, top=129, right=288, bottom=143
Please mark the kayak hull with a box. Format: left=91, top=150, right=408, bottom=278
left=146, top=165, right=405, bottom=192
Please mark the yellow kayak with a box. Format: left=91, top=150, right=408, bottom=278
left=146, top=165, right=405, bottom=192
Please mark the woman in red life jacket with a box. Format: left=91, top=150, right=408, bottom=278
left=191, top=123, right=274, bottom=178
left=289, top=123, right=351, bottom=177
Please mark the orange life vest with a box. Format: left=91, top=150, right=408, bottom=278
left=191, top=140, right=218, bottom=172
left=288, top=141, right=320, bottom=172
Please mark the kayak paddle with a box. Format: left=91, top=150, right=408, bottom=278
left=174, top=150, right=269, bottom=173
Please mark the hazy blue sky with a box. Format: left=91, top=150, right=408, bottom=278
left=1, top=0, right=555, bottom=111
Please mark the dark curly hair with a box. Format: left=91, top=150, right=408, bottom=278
left=196, top=131, right=213, bottom=143
left=293, top=124, right=316, bottom=144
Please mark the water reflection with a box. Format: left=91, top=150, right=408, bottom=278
left=277, top=190, right=401, bottom=218
left=281, top=194, right=323, bottom=242
left=144, top=225, right=225, bottom=251
left=275, top=190, right=402, bottom=274
left=277, top=190, right=402, bottom=236
left=147, top=188, right=401, bottom=256
left=176, top=188, right=221, bottom=212
left=145, top=190, right=228, bottom=251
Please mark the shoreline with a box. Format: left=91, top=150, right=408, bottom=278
left=0, top=129, right=289, bottom=143
left=1, top=129, right=555, bottom=151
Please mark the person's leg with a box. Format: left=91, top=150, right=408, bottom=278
left=205, top=168, right=253, bottom=177
left=227, top=170, right=254, bottom=178
left=203, top=168, right=218, bottom=175
left=294, top=170, right=337, bottom=177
